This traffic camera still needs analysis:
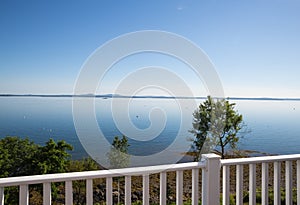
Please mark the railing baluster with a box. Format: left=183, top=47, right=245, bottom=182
left=19, top=184, right=29, bottom=205
left=274, top=161, right=281, bottom=205
left=106, top=177, right=113, bottom=205
left=262, top=163, right=269, bottom=205
left=43, top=182, right=51, bottom=205
left=236, top=164, right=243, bottom=205
left=249, top=164, right=256, bottom=205
left=192, top=168, right=199, bottom=205
left=176, top=170, right=183, bottom=205
left=3, top=154, right=300, bottom=205
left=65, top=181, right=73, bottom=205
left=297, top=160, right=300, bottom=205
left=125, top=175, right=131, bottom=205
left=285, top=161, right=292, bottom=205
left=223, top=165, right=230, bottom=205
left=160, top=172, right=167, bottom=205
left=0, top=187, right=4, bottom=205
left=86, top=179, right=93, bottom=205
left=143, top=174, right=149, bottom=205
left=202, top=167, right=207, bottom=205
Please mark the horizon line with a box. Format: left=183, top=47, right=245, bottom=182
left=1, top=93, right=300, bottom=101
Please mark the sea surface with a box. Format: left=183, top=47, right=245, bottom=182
left=1, top=96, right=300, bottom=166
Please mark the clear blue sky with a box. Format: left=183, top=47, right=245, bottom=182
left=1, top=0, right=300, bottom=97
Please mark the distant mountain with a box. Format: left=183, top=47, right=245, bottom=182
left=1, top=94, right=300, bottom=101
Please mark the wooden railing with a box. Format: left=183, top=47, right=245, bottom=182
left=1, top=153, right=300, bottom=205
left=221, top=154, right=300, bottom=205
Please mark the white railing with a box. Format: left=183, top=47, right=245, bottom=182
left=221, top=154, right=300, bottom=205
left=1, top=153, right=300, bottom=205
left=0, top=154, right=219, bottom=205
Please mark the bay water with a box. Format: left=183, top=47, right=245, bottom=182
left=1, top=96, right=300, bottom=165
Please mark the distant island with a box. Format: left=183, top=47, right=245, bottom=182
left=1, top=94, right=300, bottom=101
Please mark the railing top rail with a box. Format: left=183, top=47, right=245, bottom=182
left=221, top=153, right=300, bottom=166
left=3, top=153, right=300, bottom=187
left=0, top=161, right=205, bottom=187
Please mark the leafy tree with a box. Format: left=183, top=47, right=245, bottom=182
left=67, top=157, right=101, bottom=172
left=0, top=137, right=38, bottom=177
left=33, top=138, right=73, bottom=174
left=0, top=136, right=73, bottom=204
left=107, top=135, right=130, bottom=204
left=190, top=96, right=243, bottom=160
left=0, top=136, right=73, bottom=177
left=107, top=135, right=130, bottom=169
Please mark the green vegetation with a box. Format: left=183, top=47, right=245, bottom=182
left=107, top=135, right=130, bottom=169
left=107, top=135, right=130, bottom=204
left=0, top=136, right=297, bottom=205
left=0, top=136, right=73, bottom=177
left=190, top=96, right=244, bottom=160
left=223, top=188, right=298, bottom=205
left=0, top=136, right=100, bottom=204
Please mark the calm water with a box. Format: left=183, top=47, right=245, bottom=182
left=1, top=97, right=300, bottom=164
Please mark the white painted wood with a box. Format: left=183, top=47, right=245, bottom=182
left=1, top=154, right=300, bottom=189
left=274, top=161, right=281, bottom=205
left=43, top=182, right=51, bottom=205
left=201, top=154, right=221, bottom=205
left=106, top=177, right=113, bottom=205
left=236, top=164, right=243, bottom=205
left=19, top=184, right=29, bottom=205
left=262, top=163, right=269, bottom=205
left=202, top=167, right=207, bottom=205
left=1, top=154, right=300, bottom=205
left=0, top=187, right=4, bottom=205
left=249, top=164, right=256, bottom=205
left=86, top=179, right=93, bottom=205
left=125, top=175, right=131, bottom=205
left=65, top=181, right=73, bottom=205
left=160, top=172, right=167, bottom=205
left=297, top=160, right=300, bottom=205
left=176, top=170, right=183, bottom=205
left=222, top=154, right=300, bottom=166
left=143, top=174, right=149, bottom=205
left=285, top=161, right=292, bottom=205
left=192, top=168, right=199, bottom=205
left=222, top=166, right=230, bottom=205
left=0, top=161, right=205, bottom=187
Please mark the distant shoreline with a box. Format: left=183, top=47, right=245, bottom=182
left=1, top=94, right=300, bottom=101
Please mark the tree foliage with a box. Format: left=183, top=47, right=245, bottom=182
left=190, top=96, right=243, bottom=160
left=107, top=135, right=130, bottom=169
left=0, top=137, right=38, bottom=177
left=33, top=138, right=73, bottom=174
left=0, top=136, right=74, bottom=204
left=0, top=136, right=73, bottom=177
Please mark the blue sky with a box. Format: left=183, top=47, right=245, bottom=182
left=0, top=0, right=300, bottom=97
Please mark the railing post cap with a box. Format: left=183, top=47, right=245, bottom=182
left=201, top=153, right=221, bottom=160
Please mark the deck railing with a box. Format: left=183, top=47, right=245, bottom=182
left=221, top=154, right=300, bottom=205
left=1, top=153, right=300, bottom=205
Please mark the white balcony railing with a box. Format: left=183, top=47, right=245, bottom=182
left=1, top=153, right=300, bottom=205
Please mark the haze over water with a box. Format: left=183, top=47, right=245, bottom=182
left=1, top=96, right=300, bottom=163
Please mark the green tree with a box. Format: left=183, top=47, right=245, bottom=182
left=33, top=138, right=73, bottom=174
left=107, top=135, right=130, bottom=169
left=0, top=136, right=38, bottom=177
left=0, top=136, right=73, bottom=204
left=0, top=136, right=73, bottom=177
left=190, top=96, right=243, bottom=160
left=67, top=157, right=101, bottom=172
left=107, top=135, right=130, bottom=204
